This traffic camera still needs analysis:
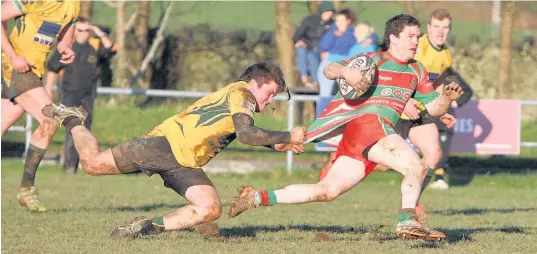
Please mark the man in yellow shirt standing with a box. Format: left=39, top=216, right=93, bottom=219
left=1, top=0, right=80, bottom=212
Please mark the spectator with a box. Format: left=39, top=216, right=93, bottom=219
left=293, top=1, right=335, bottom=89
left=45, top=17, right=117, bottom=174
left=316, top=9, right=356, bottom=114
left=328, top=21, right=380, bottom=63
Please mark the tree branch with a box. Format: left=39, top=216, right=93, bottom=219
left=124, top=12, right=138, bottom=32
left=102, top=1, right=118, bottom=8
left=128, top=1, right=174, bottom=88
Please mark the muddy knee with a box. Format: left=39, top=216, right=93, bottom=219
left=407, top=159, right=428, bottom=180
left=315, top=184, right=341, bottom=202
left=37, top=118, right=59, bottom=137
left=199, top=201, right=222, bottom=222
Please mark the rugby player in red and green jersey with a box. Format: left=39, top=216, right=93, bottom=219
left=228, top=14, right=464, bottom=241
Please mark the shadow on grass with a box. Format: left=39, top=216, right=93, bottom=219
left=48, top=203, right=186, bottom=213
left=219, top=224, right=386, bottom=239
left=217, top=224, right=533, bottom=246
left=437, top=226, right=532, bottom=244
left=431, top=207, right=537, bottom=216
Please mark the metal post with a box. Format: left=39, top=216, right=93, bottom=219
left=286, top=98, right=295, bottom=175
left=24, top=113, right=32, bottom=153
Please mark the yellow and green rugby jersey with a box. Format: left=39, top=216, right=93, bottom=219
left=146, top=81, right=257, bottom=168
left=2, top=0, right=80, bottom=81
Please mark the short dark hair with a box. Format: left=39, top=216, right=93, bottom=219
left=77, top=16, right=90, bottom=23
left=384, top=14, right=420, bottom=46
left=237, top=62, right=289, bottom=99
left=336, top=9, right=356, bottom=24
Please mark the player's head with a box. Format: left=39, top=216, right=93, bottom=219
left=237, top=62, right=288, bottom=112
left=384, top=14, right=421, bottom=62
left=427, top=9, right=452, bottom=48
left=74, top=17, right=91, bottom=44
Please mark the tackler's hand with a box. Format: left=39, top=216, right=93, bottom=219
left=444, top=82, right=464, bottom=101
left=290, top=126, right=307, bottom=145
left=273, top=143, right=305, bottom=154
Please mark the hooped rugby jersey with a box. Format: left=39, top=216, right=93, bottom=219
left=306, top=51, right=439, bottom=143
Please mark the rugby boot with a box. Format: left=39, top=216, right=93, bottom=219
left=396, top=217, right=446, bottom=242
left=229, top=186, right=259, bottom=217
left=17, top=186, right=46, bottom=212
left=42, top=103, right=88, bottom=126
left=109, top=216, right=165, bottom=238
left=416, top=204, right=428, bottom=223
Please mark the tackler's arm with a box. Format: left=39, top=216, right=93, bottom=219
left=233, top=113, right=291, bottom=146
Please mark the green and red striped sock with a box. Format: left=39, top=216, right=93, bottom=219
left=254, top=189, right=277, bottom=206
left=398, top=208, right=419, bottom=223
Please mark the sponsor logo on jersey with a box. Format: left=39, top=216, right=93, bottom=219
left=379, top=75, right=392, bottom=81
left=33, top=21, right=61, bottom=46
left=380, top=88, right=392, bottom=96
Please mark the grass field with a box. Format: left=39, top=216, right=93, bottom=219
left=2, top=159, right=537, bottom=253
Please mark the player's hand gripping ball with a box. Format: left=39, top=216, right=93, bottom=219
left=337, top=54, right=377, bottom=100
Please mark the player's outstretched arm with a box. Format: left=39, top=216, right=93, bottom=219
left=233, top=113, right=306, bottom=146
left=425, top=82, right=464, bottom=117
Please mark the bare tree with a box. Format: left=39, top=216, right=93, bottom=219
left=332, top=0, right=341, bottom=11
left=275, top=1, right=296, bottom=88
left=115, top=0, right=127, bottom=88
left=80, top=0, right=93, bottom=19
left=307, top=1, right=320, bottom=15
left=403, top=1, right=417, bottom=17
left=499, top=1, right=516, bottom=98
left=134, top=1, right=151, bottom=88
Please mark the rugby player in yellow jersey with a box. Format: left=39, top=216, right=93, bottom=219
left=393, top=9, right=473, bottom=217
left=1, top=0, right=80, bottom=212
left=42, top=62, right=307, bottom=238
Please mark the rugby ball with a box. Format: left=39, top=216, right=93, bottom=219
left=337, top=54, right=376, bottom=100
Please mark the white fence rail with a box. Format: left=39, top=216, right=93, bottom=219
left=6, top=87, right=537, bottom=174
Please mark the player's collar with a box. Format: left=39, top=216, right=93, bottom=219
left=426, top=34, right=445, bottom=52
left=385, top=50, right=408, bottom=65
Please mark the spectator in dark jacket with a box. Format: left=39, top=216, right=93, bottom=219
left=293, top=1, right=334, bottom=89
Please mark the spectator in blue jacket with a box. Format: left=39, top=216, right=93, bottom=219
left=294, top=1, right=335, bottom=89
left=317, top=9, right=356, bottom=98
left=327, top=21, right=379, bottom=63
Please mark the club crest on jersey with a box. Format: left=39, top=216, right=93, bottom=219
left=88, top=55, right=97, bottom=64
